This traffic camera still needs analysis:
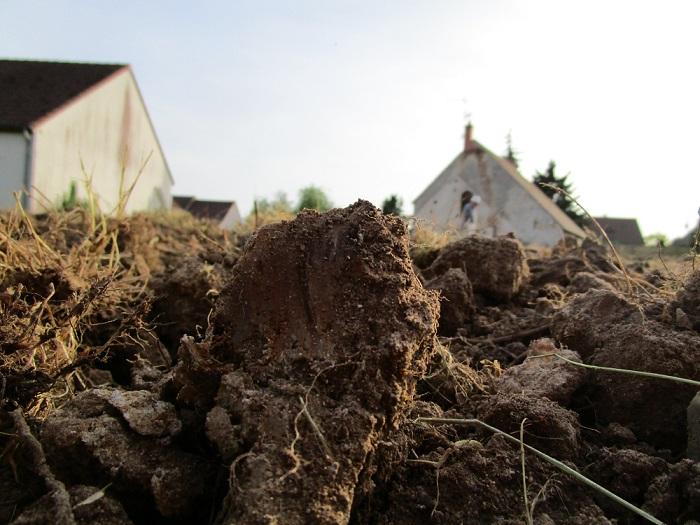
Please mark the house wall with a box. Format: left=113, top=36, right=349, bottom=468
left=29, top=69, right=172, bottom=214
left=413, top=154, right=474, bottom=231
left=219, top=203, right=242, bottom=230
left=414, top=152, right=566, bottom=246
left=0, top=131, right=28, bottom=209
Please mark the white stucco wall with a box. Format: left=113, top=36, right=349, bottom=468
left=28, top=68, right=172, bottom=214
left=0, top=131, right=28, bottom=210
left=219, top=203, right=242, bottom=230
left=414, top=151, right=568, bottom=246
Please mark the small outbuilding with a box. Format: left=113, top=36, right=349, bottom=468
left=592, top=217, right=644, bottom=246
left=173, top=195, right=242, bottom=230
left=0, top=59, right=172, bottom=213
left=413, top=124, right=585, bottom=246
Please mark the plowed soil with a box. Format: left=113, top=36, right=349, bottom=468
left=1, top=202, right=699, bottom=525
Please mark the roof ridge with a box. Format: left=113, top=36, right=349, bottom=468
left=0, top=58, right=127, bottom=67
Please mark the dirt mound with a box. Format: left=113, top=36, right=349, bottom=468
left=588, top=322, right=700, bottom=451
left=374, top=430, right=610, bottom=524
left=553, top=288, right=700, bottom=451
left=4, top=203, right=700, bottom=525
left=423, top=234, right=529, bottom=302
left=197, top=201, right=439, bottom=524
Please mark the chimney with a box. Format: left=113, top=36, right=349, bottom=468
left=464, top=122, right=474, bottom=152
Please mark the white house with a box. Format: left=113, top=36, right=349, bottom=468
left=413, top=124, right=585, bottom=246
left=0, top=59, right=172, bottom=213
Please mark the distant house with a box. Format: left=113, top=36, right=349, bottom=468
left=413, top=123, right=585, bottom=246
left=173, top=195, right=241, bottom=230
left=0, top=59, right=172, bottom=213
left=593, top=217, right=644, bottom=245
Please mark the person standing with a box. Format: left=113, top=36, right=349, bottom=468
left=461, top=190, right=474, bottom=210
left=460, top=194, right=481, bottom=232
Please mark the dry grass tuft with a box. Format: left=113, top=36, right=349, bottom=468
left=408, top=221, right=459, bottom=269
left=234, top=207, right=296, bottom=236
left=0, top=196, right=237, bottom=417
left=421, top=341, right=488, bottom=405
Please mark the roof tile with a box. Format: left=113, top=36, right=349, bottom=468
left=0, top=59, right=125, bottom=130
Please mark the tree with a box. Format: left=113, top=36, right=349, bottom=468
left=296, top=185, right=333, bottom=212
left=256, top=192, right=293, bottom=215
left=381, top=194, right=404, bottom=216
left=532, top=161, right=587, bottom=227
left=238, top=192, right=295, bottom=234
left=644, top=233, right=669, bottom=247
left=504, top=130, right=519, bottom=167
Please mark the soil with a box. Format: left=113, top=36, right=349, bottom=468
left=1, top=202, right=699, bottom=524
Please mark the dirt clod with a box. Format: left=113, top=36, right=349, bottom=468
left=643, top=459, right=700, bottom=523
left=208, top=201, right=439, bottom=524
left=424, top=268, right=474, bottom=336
left=477, top=392, right=581, bottom=459
left=677, top=270, right=700, bottom=331
left=589, top=322, right=700, bottom=451
left=423, top=235, right=529, bottom=302
left=70, top=485, right=134, bottom=525
left=39, top=389, right=216, bottom=521
left=584, top=447, right=667, bottom=519
left=495, top=338, right=587, bottom=406
left=551, top=288, right=643, bottom=359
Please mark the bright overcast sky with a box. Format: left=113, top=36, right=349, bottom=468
left=2, top=1, right=699, bottom=239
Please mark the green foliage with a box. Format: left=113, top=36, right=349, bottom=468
left=644, top=233, right=669, bottom=247
left=255, top=192, right=293, bottom=215
left=237, top=192, right=295, bottom=234
left=58, top=181, right=89, bottom=211
left=533, top=161, right=587, bottom=227
left=381, top=194, right=404, bottom=216
left=296, top=185, right=333, bottom=212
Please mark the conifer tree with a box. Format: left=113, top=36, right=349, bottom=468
left=381, top=195, right=403, bottom=216
left=533, top=161, right=587, bottom=227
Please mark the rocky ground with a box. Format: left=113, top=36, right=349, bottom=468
left=1, top=201, right=699, bottom=524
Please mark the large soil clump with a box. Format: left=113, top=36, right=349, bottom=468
left=423, top=234, right=529, bottom=302
left=199, top=201, right=439, bottom=524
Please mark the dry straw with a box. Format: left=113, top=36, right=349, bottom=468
left=1, top=173, right=236, bottom=417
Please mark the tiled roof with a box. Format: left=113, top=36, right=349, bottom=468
left=593, top=217, right=644, bottom=245
left=0, top=59, right=125, bottom=130
left=173, top=195, right=235, bottom=222
left=172, top=195, right=195, bottom=209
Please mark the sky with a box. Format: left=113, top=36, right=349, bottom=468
left=2, top=0, right=699, bottom=239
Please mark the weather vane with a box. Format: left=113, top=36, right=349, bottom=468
left=461, top=98, right=472, bottom=124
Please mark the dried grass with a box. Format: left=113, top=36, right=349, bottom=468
left=234, top=207, right=296, bottom=236
left=0, top=194, right=237, bottom=417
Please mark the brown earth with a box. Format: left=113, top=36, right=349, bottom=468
left=1, top=202, right=699, bottom=524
